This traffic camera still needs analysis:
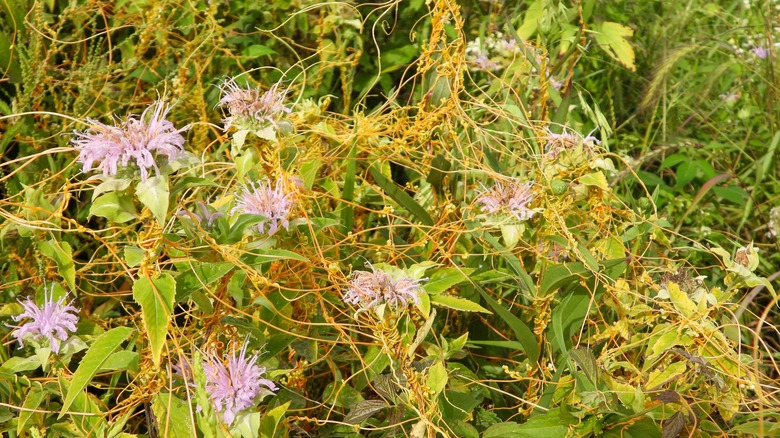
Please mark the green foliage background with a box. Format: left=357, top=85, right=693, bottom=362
left=0, top=0, right=779, bottom=436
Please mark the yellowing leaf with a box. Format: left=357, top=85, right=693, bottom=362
left=593, top=22, right=636, bottom=71
left=646, top=361, right=687, bottom=390
left=667, top=281, right=697, bottom=318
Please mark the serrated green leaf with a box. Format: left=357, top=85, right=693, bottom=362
left=430, top=294, right=491, bottom=313
left=175, top=262, right=234, bottom=302
left=133, top=273, right=175, bottom=367
left=124, top=246, right=145, bottom=268
left=59, top=327, right=133, bottom=418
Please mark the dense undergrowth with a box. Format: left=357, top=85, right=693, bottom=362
left=1, top=0, right=779, bottom=436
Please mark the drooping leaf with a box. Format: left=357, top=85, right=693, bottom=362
left=39, top=239, right=76, bottom=289
left=369, top=164, right=433, bottom=226
left=133, top=273, right=176, bottom=367
left=59, top=327, right=133, bottom=418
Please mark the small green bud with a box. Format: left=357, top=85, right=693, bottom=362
left=550, top=179, right=568, bottom=195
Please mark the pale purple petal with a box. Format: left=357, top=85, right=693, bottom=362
left=232, top=179, right=294, bottom=235
left=203, top=343, right=277, bottom=425
left=6, top=290, right=80, bottom=354
left=72, top=101, right=187, bottom=181
left=343, top=265, right=423, bottom=311
left=476, top=180, right=537, bottom=222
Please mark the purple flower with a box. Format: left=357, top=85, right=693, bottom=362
left=343, top=266, right=424, bottom=310
left=219, top=78, right=291, bottom=130
left=472, top=55, right=501, bottom=71
left=6, top=290, right=79, bottom=354
left=543, top=128, right=600, bottom=159
left=476, top=180, right=537, bottom=222
left=72, top=101, right=187, bottom=181
left=750, top=45, right=768, bottom=59
left=203, top=343, right=277, bottom=425
left=232, top=179, right=294, bottom=235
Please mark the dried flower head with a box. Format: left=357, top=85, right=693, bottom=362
left=232, top=179, right=295, bottom=235
left=543, top=128, right=600, bottom=160
left=343, top=266, right=423, bottom=311
left=476, top=180, right=537, bottom=222
left=203, top=343, right=277, bottom=425
left=219, top=79, right=291, bottom=130
left=7, top=289, right=79, bottom=354
left=72, top=101, right=187, bottom=181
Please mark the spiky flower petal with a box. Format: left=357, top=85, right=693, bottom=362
left=7, top=290, right=79, bottom=354
left=343, top=266, right=423, bottom=311
left=203, top=343, right=277, bottom=425
left=232, top=179, right=295, bottom=235
left=218, top=79, right=290, bottom=130
left=476, top=180, right=537, bottom=222
left=543, top=128, right=600, bottom=159
left=72, top=101, right=187, bottom=181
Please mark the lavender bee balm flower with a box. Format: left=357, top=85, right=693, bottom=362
left=203, top=344, right=277, bottom=425
left=7, top=291, right=79, bottom=354
left=72, top=101, right=187, bottom=181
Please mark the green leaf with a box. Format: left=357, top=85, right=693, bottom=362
left=259, top=401, right=291, bottom=437
left=90, top=192, right=138, bottom=223
left=473, top=283, right=539, bottom=362
left=343, top=400, right=388, bottom=425
left=593, top=21, right=636, bottom=71
left=430, top=294, right=491, bottom=313
left=540, top=263, right=589, bottom=296
left=152, top=393, right=196, bottom=438
left=424, top=267, right=475, bottom=294
left=136, top=176, right=170, bottom=225
left=59, top=327, right=133, bottom=418
left=484, top=409, right=568, bottom=437
left=17, top=383, right=47, bottom=435
left=300, top=159, right=322, bottom=190
left=175, top=262, right=234, bottom=302
left=124, top=246, right=145, bottom=268
left=243, top=44, right=277, bottom=58
left=0, top=356, right=42, bottom=373
left=369, top=164, right=433, bottom=226
left=0, top=30, right=22, bottom=83
left=133, top=273, right=176, bottom=367
left=241, top=248, right=310, bottom=266
left=98, top=351, right=139, bottom=372
left=426, top=361, right=448, bottom=396
left=39, top=239, right=76, bottom=289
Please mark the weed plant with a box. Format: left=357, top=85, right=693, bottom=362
left=0, top=0, right=779, bottom=437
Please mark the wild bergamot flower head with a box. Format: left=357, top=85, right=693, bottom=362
left=202, top=343, right=277, bottom=425
left=343, top=265, right=424, bottom=311
left=219, top=78, right=290, bottom=131
left=231, top=179, right=295, bottom=235
left=7, top=289, right=79, bottom=354
left=476, top=180, right=538, bottom=222
left=72, top=101, right=187, bottom=181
